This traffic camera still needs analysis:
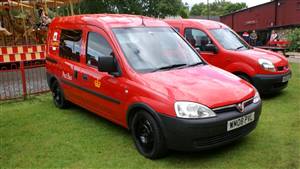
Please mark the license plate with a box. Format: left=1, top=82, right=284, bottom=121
left=227, top=112, right=255, bottom=131
left=282, top=74, right=291, bottom=82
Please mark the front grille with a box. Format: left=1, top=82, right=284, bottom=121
left=244, top=98, right=253, bottom=107
left=213, top=98, right=253, bottom=114
left=214, top=106, right=236, bottom=113
left=277, top=65, right=288, bottom=71
left=277, top=66, right=284, bottom=71
left=193, top=121, right=256, bottom=147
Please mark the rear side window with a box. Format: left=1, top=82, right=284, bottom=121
left=86, top=32, right=113, bottom=67
left=59, top=29, right=82, bottom=62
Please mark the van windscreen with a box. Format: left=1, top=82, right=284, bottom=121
left=113, top=27, right=203, bottom=73
left=210, top=28, right=249, bottom=51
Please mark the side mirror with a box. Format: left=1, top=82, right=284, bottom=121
left=205, top=44, right=218, bottom=54
left=98, top=54, right=120, bottom=76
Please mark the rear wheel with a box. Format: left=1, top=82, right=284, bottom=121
left=130, top=110, right=167, bottom=159
left=51, top=80, right=68, bottom=109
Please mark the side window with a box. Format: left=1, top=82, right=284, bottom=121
left=86, top=32, right=113, bottom=67
left=59, top=29, right=82, bottom=62
left=184, top=28, right=212, bottom=52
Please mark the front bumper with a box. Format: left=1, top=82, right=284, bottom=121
left=252, top=71, right=292, bottom=94
left=158, top=101, right=262, bottom=151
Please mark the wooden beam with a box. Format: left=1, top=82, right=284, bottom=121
left=69, top=0, right=74, bottom=16
left=8, top=0, right=33, bottom=8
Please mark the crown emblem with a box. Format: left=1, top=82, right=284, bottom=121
left=94, top=79, right=101, bottom=88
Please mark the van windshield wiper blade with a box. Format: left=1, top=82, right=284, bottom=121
left=152, top=63, right=187, bottom=72
left=188, top=62, right=203, bottom=67
left=235, top=46, right=245, bottom=50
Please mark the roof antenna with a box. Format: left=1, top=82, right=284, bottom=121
left=141, top=16, right=145, bottom=26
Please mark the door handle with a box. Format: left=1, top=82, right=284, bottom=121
left=82, top=73, right=88, bottom=80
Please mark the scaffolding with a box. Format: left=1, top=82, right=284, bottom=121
left=0, top=0, right=79, bottom=46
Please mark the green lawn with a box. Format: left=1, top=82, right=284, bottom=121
left=1, top=64, right=299, bottom=169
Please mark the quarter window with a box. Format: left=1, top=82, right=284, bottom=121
left=59, top=29, right=82, bottom=62
left=184, top=28, right=212, bottom=52
left=86, top=32, right=113, bottom=67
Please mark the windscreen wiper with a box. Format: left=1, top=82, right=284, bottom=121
left=188, top=62, right=203, bottom=67
left=235, top=46, right=244, bottom=50
left=152, top=63, right=187, bottom=72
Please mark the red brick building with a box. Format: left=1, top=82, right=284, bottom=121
left=220, top=0, right=300, bottom=44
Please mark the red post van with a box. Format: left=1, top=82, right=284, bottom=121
left=46, top=14, right=261, bottom=159
left=165, top=19, right=291, bottom=94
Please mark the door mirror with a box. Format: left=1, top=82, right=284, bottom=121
left=205, top=44, right=218, bottom=54
left=98, top=54, right=120, bottom=76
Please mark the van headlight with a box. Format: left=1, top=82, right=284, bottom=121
left=253, top=91, right=261, bottom=104
left=258, top=58, right=275, bottom=72
left=174, top=102, right=216, bottom=119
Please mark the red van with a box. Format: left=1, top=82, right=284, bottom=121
left=165, top=19, right=291, bottom=94
left=46, top=14, right=261, bottom=159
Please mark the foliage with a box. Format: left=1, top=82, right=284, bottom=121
left=190, top=0, right=247, bottom=16
left=179, top=4, right=189, bottom=18
left=287, top=28, right=300, bottom=52
left=58, top=0, right=185, bottom=18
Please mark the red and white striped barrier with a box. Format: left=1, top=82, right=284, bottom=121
left=0, top=45, right=46, bottom=63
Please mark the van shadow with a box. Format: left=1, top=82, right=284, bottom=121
left=66, top=103, right=130, bottom=136
left=260, top=90, right=288, bottom=101
left=165, top=138, right=248, bottom=160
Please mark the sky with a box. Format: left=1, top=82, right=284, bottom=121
left=182, top=0, right=271, bottom=8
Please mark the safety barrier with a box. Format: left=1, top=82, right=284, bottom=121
left=0, top=60, right=49, bottom=101
left=0, top=45, right=46, bottom=63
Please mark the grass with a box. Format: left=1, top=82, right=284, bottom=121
left=1, top=63, right=299, bottom=169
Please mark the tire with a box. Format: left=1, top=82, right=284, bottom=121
left=51, top=80, right=69, bottom=109
left=130, top=110, right=167, bottom=159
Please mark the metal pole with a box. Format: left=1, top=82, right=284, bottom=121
left=207, top=0, right=210, bottom=20
left=20, top=0, right=28, bottom=45
left=20, top=61, right=27, bottom=99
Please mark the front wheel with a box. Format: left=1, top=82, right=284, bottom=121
left=130, top=110, right=167, bottom=159
left=51, top=80, right=69, bottom=109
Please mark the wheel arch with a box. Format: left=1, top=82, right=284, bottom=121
left=47, top=73, right=58, bottom=91
left=233, top=71, right=252, bottom=83
left=126, top=103, right=164, bottom=131
left=225, top=62, right=256, bottom=77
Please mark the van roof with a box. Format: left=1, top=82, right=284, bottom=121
left=164, top=19, right=228, bottom=29
left=50, top=14, right=169, bottom=28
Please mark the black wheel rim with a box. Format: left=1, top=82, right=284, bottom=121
left=53, top=84, right=62, bottom=106
left=134, top=116, right=154, bottom=154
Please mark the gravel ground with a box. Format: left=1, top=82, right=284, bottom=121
left=288, top=55, right=300, bottom=63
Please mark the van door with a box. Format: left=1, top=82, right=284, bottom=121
left=79, top=26, right=126, bottom=122
left=58, top=29, right=84, bottom=103
left=184, top=28, right=222, bottom=67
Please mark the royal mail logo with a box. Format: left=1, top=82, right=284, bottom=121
left=62, top=71, right=72, bottom=80
left=53, top=32, right=58, bottom=41
left=94, top=79, right=101, bottom=88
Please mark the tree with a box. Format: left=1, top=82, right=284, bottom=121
left=59, top=0, right=185, bottom=18
left=287, top=28, right=300, bottom=52
left=190, top=0, right=247, bottom=16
